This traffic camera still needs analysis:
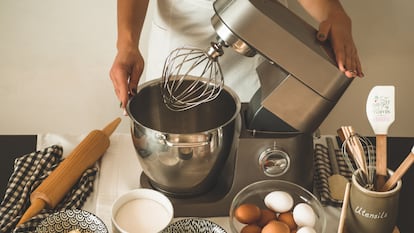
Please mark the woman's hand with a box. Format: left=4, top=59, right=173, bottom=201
left=109, top=47, right=144, bottom=111
left=299, top=0, right=364, bottom=78
left=316, top=11, right=363, bottom=78
left=110, top=0, right=149, bottom=112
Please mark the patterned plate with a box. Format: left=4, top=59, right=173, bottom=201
left=36, top=209, right=108, bottom=233
left=161, top=218, right=227, bottom=233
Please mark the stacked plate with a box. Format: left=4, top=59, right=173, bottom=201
left=161, top=218, right=226, bottom=233
left=36, top=209, right=108, bottom=233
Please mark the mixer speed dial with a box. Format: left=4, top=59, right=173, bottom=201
left=259, top=147, right=290, bottom=177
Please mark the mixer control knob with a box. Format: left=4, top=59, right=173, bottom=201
left=259, top=147, right=290, bottom=177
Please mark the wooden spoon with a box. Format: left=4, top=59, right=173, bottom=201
left=326, top=137, right=349, bottom=201
left=379, top=145, right=414, bottom=192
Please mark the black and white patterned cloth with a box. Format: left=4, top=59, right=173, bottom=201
left=314, top=141, right=376, bottom=207
left=314, top=143, right=353, bottom=207
left=0, top=145, right=97, bottom=233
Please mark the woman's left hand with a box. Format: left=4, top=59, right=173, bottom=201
left=317, top=10, right=364, bottom=78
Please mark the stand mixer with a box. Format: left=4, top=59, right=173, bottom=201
left=135, top=0, right=353, bottom=217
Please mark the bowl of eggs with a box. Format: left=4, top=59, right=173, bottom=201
left=229, top=180, right=326, bottom=233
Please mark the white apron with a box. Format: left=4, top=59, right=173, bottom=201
left=142, top=0, right=264, bottom=102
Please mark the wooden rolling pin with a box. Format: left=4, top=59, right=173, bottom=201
left=17, top=117, right=121, bottom=226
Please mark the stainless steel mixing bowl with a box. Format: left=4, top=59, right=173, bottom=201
left=127, top=78, right=241, bottom=196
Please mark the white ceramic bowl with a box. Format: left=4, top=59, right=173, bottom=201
left=111, top=188, right=174, bottom=233
left=229, top=180, right=326, bottom=233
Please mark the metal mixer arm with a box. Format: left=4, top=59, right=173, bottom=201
left=212, top=0, right=351, bottom=100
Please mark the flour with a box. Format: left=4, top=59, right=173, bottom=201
left=115, top=199, right=171, bottom=233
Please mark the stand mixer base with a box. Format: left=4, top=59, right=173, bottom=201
left=140, top=124, right=314, bottom=217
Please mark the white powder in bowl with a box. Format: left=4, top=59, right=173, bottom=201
left=115, top=199, right=171, bottom=233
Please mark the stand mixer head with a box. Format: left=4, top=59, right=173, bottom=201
left=162, top=0, right=352, bottom=133
left=211, top=0, right=353, bottom=133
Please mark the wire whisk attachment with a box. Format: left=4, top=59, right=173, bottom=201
left=161, top=41, right=225, bottom=111
left=340, top=126, right=376, bottom=190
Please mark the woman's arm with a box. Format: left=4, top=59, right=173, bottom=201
left=116, top=0, right=149, bottom=51
left=110, top=0, right=149, bottom=110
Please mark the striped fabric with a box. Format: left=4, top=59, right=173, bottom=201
left=314, top=143, right=353, bottom=207
left=0, top=145, right=97, bottom=233
left=314, top=142, right=376, bottom=207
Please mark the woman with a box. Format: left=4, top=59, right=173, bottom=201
left=110, top=0, right=363, bottom=111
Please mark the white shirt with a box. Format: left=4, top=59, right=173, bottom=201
left=141, top=0, right=266, bottom=102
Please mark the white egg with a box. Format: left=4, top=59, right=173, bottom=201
left=296, top=226, right=316, bottom=233
left=264, top=191, right=294, bottom=213
left=293, top=203, right=316, bottom=227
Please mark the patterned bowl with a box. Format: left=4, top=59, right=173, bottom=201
left=36, top=209, right=108, bottom=233
left=161, top=218, right=227, bottom=233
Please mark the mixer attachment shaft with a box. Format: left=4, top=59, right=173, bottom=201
left=161, top=41, right=225, bottom=111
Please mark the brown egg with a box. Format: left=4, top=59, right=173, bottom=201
left=278, top=211, right=297, bottom=230
left=262, top=220, right=290, bottom=233
left=234, top=203, right=262, bottom=224
left=257, top=209, right=277, bottom=227
left=240, top=224, right=262, bottom=233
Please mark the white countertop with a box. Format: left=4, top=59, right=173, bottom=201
left=36, top=133, right=341, bottom=233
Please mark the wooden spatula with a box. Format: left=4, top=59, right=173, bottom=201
left=17, top=117, right=121, bottom=226
left=337, top=182, right=351, bottom=233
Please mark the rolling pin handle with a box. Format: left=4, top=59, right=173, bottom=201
left=102, top=117, right=121, bottom=137
left=16, top=198, right=46, bottom=226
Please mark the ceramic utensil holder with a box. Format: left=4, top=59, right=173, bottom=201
left=346, top=168, right=401, bottom=233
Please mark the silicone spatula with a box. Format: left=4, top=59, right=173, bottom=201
left=366, top=85, right=395, bottom=190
